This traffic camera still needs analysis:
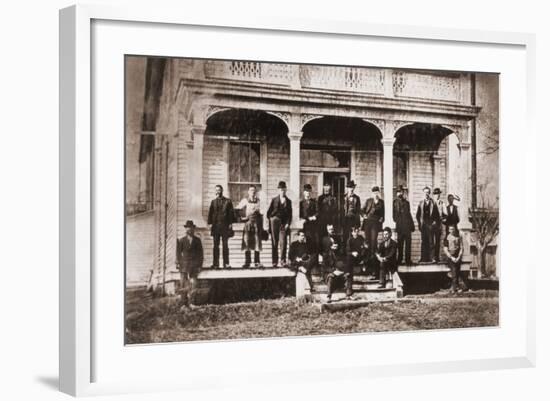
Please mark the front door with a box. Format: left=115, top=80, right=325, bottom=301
left=323, top=172, right=349, bottom=236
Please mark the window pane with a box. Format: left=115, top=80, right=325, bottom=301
left=249, top=143, right=261, bottom=182
left=229, top=183, right=262, bottom=207
left=229, top=142, right=241, bottom=182
left=239, top=143, right=250, bottom=182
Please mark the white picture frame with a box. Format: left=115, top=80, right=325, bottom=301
left=59, top=4, right=536, bottom=397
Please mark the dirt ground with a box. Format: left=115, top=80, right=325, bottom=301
left=125, top=290, right=499, bottom=344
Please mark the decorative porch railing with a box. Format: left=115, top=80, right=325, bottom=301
left=199, top=60, right=463, bottom=102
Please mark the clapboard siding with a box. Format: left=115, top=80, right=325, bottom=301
left=126, top=211, right=155, bottom=286
left=266, top=135, right=290, bottom=199
left=354, top=147, right=381, bottom=203
left=202, top=136, right=226, bottom=218
left=177, top=136, right=190, bottom=237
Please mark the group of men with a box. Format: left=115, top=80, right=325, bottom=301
left=176, top=180, right=468, bottom=305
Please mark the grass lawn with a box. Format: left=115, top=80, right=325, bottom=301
left=125, top=290, right=499, bottom=344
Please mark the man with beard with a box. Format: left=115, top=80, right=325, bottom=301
left=393, top=185, right=415, bottom=265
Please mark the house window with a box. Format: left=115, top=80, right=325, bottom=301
left=228, top=141, right=261, bottom=204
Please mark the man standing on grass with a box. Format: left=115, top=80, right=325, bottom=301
left=322, top=224, right=353, bottom=303
left=289, top=230, right=316, bottom=292
left=443, top=225, right=469, bottom=293
left=176, top=220, right=204, bottom=306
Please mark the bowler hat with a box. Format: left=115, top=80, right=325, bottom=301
left=433, top=188, right=441, bottom=195
left=396, top=185, right=405, bottom=192
left=371, top=185, right=380, bottom=192
left=346, top=180, right=357, bottom=188
left=303, top=184, right=312, bottom=191
left=277, top=181, right=287, bottom=189
left=183, top=220, right=196, bottom=228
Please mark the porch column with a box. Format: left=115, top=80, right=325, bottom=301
left=189, top=125, right=207, bottom=227
left=458, top=141, right=472, bottom=230
left=382, top=137, right=396, bottom=229
left=288, top=130, right=303, bottom=228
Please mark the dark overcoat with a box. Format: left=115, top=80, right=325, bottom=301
left=393, top=197, right=415, bottom=234
left=176, top=235, right=204, bottom=278
left=207, top=196, right=235, bottom=235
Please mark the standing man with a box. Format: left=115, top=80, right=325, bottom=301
left=443, top=225, right=469, bottom=293
left=393, top=185, right=415, bottom=265
left=176, top=220, right=204, bottom=306
left=432, top=188, right=445, bottom=262
left=299, top=184, right=319, bottom=253
left=343, top=180, right=361, bottom=246
left=237, top=185, right=264, bottom=268
left=361, top=185, right=385, bottom=270
left=288, top=230, right=316, bottom=291
left=318, top=183, right=337, bottom=240
left=207, top=184, right=235, bottom=269
left=375, top=227, right=397, bottom=289
left=267, top=181, right=293, bottom=267
left=321, top=224, right=353, bottom=303
left=442, top=194, right=460, bottom=236
left=416, top=186, right=441, bottom=263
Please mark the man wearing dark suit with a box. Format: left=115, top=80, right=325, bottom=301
left=317, top=183, right=338, bottom=240
left=432, top=188, right=445, bottom=262
left=346, top=226, right=367, bottom=274
left=299, top=184, right=319, bottom=253
left=267, top=181, right=293, bottom=267
left=176, top=220, right=204, bottom=306
left=393, top=185, right=415, bottom=265
left=321, top=224, right=353, bottom=303
left=375, top=227, right=397, bottom=288
left=288, top=230, right=316, bottom=291
left=207, top=185, right=235, bottom=269
left=361, top=185, right=385, bottom=265
left=416, top=186, right=441, bottom=263
left=343, top=180, right=361, bottom=246
left=442, top=194, right=460, bottom=236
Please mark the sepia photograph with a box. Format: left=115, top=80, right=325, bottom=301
left=124, top=57, right=500, bottom=345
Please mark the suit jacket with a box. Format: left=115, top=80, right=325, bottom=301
left=443, top=204, right=460, bottom=227
left=317, top=194, right=337, bottom=226
left=288, top=240, right=314, bottom=264
left=321, top=234, right=345, bottom=270
left=346, top=235, right=367, bottom=258
left=344, top=193, right=361, bottom=217
left=207, top=196, right=235, bottom=235
left=176, top=235, right=204, bottom=278
left=362, top=197, right=384, bottom=231
left=377, top=238, right=397, bottom=270
left=416, top=198, right=441, bottom=227
left=393, top=197, right=415, bottom=234
left=267, top=195, right=293, bottom=226
left=300, top=198, right=318, bottom=232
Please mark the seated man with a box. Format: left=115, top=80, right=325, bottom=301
left=288, top=230, right=316, bottom=291
left=375, top=227, right=397, bottom=289
left=321, top=224, right=353, bottom=303
left=346, top=225, right=367, bottom=274
left=443, top=225, right=469, bottom=293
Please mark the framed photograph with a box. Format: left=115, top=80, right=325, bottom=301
left=59, top=4, right=536, bottom=397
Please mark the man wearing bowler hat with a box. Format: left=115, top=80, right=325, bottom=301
left=267, top=181, right=293, bottom=267
left=343, top=180, right=361, bottom=246
left=300, top=183, right=319, bottom=253
left=416, top=186, right=441, bottom=263
left=361, top=185, right=385, bottom=271
left=176, top=220, right=204, bottom=306
left=432, top=188, right=445, bottom=262
left=393, top=185, right=415, bottom=265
